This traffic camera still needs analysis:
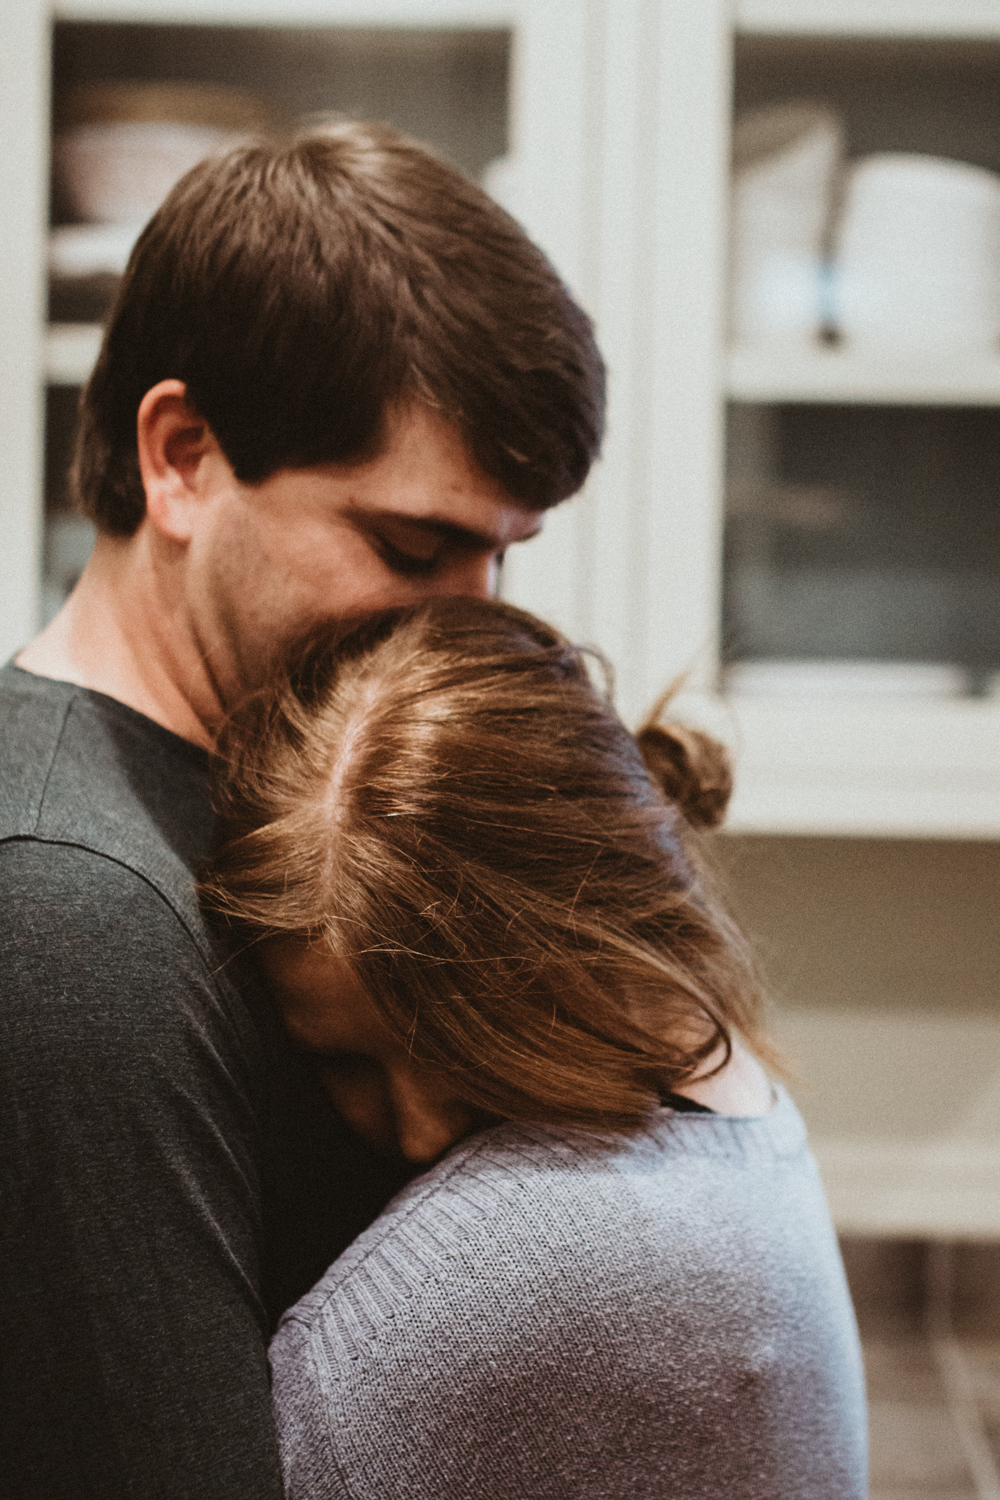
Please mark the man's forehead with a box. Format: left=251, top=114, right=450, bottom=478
left=338, top=404, right=544, bottom=539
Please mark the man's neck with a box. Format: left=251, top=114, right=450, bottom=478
left=16, top=533, right=220, bottom=749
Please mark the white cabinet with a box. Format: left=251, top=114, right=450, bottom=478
left=716, top=4, right=1000, bottom=841
left=716, top=1, right=1000, bottom=1246
left=528, top=0, right=1000, bottom=846
left=7, top=1, right=1000, bottom=840
left=0, top=0, right=49, bottom=676
left=3, top=0, right=999, bottom=1240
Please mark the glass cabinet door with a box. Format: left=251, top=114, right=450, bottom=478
left=44, top=17, right=511, bottom=621
left=723, top=33, right=1000, bottom=704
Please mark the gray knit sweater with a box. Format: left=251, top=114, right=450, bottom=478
left=270, top=1089, right=867, bottom=1499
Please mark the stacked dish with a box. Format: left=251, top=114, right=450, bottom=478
left=729, top=100, right=1000, bottom=359
left=833, top=153, right=1000, bottom=356
left=729, top=100, right=844, bottom=349
left=50, top=82, right=278, bottom=288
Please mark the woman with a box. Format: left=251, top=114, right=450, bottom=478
left=202, top=597, right=866, bottom=1500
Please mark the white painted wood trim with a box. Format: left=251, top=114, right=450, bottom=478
left=638, top=0, right=732, bottom=714
left=812, top=1139, right=1000, bottom=1239
left=0, top=0, right=47, bottom=661
left=776, top=1010, right=1000, bottom=1239
left=502, top=2, right=734, bottom=728
left=493, top=0, right=597, bottom=646
left=507, top=3, right=734, bottom=726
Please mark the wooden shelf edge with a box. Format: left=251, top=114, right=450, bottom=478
left=53, top=0, right=514, bottom=26
left=735, top=0, right=1000, bottom=40
left=45, top=323, right=102, bottom=387
left=726, top=347, right=1000, bottom=407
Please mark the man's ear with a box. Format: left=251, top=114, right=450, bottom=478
left=136, top=380, right=219, bottom=544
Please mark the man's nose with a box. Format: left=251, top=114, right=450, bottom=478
left=434, top=551, right=500, bottom=600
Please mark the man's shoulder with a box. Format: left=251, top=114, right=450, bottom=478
left=0, top=667, right=292, bottom=1136
left=0, top=662, right=79, bottom=839
left=0, top=818, right=281, bottom=1113
left=0, top=833, right=196, bottom=944
left=0, top=663, right=214, bottom=956
left=0, top=837, right=214, bottom=1037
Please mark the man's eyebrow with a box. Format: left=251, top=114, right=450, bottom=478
left=364, top=513, right=542, bottom=549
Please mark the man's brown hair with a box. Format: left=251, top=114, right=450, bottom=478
left=74, top=122, right=606, bottom=535
left=201, top=597, right=772, bottom=1133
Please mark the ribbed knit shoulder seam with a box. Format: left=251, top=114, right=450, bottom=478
left=646, top=1088, right=808, bottom=1164
left=278, top=1102, right=807, bottom=1366
left=277, top=1123, right=618, bottom=1351
left=277, top=1125, right=545, bottom=1334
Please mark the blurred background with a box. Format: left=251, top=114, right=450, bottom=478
left=3, top=2, right=1000, bottom=1494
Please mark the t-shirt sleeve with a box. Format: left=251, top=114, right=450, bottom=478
left=0, top=839, right=284, bottom=1500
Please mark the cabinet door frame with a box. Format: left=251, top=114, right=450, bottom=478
left=0, top=0, right=48, bottom=661
left=3, top=0, right=734, bottom=730
left=501, top=0, right=732, bottom=728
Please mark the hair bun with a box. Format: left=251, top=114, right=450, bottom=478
left=635, top=721, right=732, bottom=830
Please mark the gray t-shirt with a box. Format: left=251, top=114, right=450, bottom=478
left=271, top=1090, right=867, bottom=1499
left=0, top=664, right=409, bottom=1499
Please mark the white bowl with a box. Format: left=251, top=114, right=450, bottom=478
left=54, top=119, right=247, bottom=226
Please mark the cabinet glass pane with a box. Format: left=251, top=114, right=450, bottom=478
left=44, top=21, right=511, bottom=624
left=724, top=35, right=1000, bottom=695
left=734, top=35, right=1000, bottom=174
left=724, top=402, right=1000, bottom=686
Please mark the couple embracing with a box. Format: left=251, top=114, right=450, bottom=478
left=1, top=123, right=866, bottom=1499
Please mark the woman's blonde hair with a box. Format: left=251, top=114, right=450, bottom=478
left=201, top=597, right=770, bottom=1131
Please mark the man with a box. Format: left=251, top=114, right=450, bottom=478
left=1, top=122, right=604, bottom=1499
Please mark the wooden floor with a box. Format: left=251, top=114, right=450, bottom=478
left=865, top=1336, right=1000, bottom=1500
left=844, top=1240, right=1000, bottom=1499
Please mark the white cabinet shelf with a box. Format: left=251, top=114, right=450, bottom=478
left=777, top=1009, right=1000, bottom=1239
left=736, top=0, right=1000, bottom=38
left=727, top=346, right=1000, bottom=407
left=45, top=323, right=102, bottom=386
left=54, top=0, right=510, bottom=23
left=679, top=692, right=1000, bottom=838
left=57, top=331, right=1000, bottom=410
